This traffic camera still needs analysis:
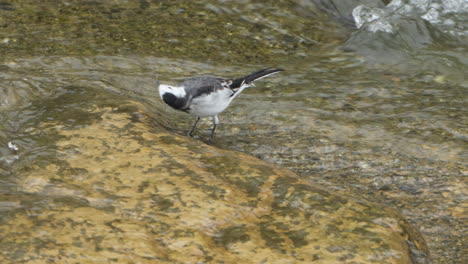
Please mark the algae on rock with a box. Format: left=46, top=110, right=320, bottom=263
left=0, top=87, right=428, bottom=263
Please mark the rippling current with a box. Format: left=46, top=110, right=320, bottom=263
left=0, top=0, right=467, bottom=263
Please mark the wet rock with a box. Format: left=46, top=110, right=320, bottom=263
left=341, top=0, right=467, bottom=81
left=0, top=88, right=429, bottom=263
left=311, top=0, right=386, bottom=26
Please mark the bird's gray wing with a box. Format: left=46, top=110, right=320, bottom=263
left=182, top=77, right=232, bottom=98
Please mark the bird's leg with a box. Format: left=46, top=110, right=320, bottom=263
left=187, top=117, right=200, bottom=137
left=209, top=115, right=219, bottom=142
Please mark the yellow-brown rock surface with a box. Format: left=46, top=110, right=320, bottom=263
left=0, top=89, right=428, bottom=263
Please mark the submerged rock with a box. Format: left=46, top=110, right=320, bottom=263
left=0, top=87, right=429, bottom=263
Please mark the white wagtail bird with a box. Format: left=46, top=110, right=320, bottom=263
left=159, top=67, right=283, bottom=141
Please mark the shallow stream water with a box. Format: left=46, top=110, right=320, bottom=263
left=0, top=0, right=467, bottom=263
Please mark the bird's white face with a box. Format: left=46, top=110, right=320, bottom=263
left=159, top=84, right=186, bottom=99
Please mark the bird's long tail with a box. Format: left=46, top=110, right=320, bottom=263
left=229, top=68, right=283, bottom=89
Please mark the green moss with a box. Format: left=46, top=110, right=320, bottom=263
left=199, top=155, right=243, bottom=177
left=188, top=181, right=226, bottom=200
left=172, top=229, right=195, bottom=238
left=259, top=221, right=285, bottom=251
left=213, top=225, right=250, bottom=248
left=150, top=194, right=176, bottom=212
left=137, top=180, right=150, bottom=193
left=285, top=229, right=309, bottom=248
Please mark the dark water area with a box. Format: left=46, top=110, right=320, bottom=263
left=0, top=0, right=467, bottom=263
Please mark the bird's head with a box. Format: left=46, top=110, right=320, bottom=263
left=158, top=84, right=187, bottom=110
left=158, top=84, right=186, bottom=99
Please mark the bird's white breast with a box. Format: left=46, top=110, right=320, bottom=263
left=189, top=89, right=233, bottom=117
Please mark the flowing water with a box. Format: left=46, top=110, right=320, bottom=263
left=0, top=0, right=467, bottom=263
